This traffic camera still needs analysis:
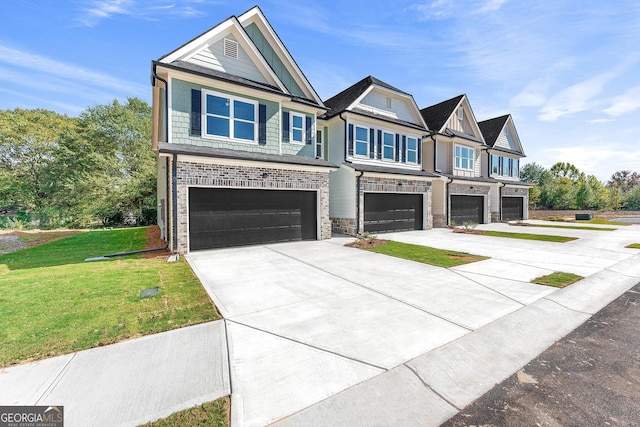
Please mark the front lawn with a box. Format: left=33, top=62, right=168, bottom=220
left=532, top=272, right=583, bottom=288
left=363, top=240, right=489, bottom=268
left=626, top=243, right=640, bottom=249
left=140, top=397, right=229, bottom=427
left=478, top=230, right=578, bottom=243
left=511, top=223, right=616, bottom=231
left=0, top=227, right=219, bottom=367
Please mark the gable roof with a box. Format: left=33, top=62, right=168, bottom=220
left=478, top=114, right=525, bottom=155
left=156, top=6, right=323, bottom=107
left=322, top=76, right=427, bottom=130
left=420, top=95, right=464, bottom=132
left=477, top=114, right=509, bottom=146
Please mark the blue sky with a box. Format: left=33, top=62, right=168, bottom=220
left=1, top=0, right=639, bottom=181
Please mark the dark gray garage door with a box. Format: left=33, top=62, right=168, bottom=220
left=189, top=188, right=317, bottom=250
left=451, top=195, right=484, bottom=224
left=502, top=197, right=524, bottom=221
left=364, top=193, right=423, bottom=233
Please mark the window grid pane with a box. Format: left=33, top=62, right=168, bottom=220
left=234, top=100, right=254, bottom=121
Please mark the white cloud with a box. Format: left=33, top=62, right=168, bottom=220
left=409, top=0, right=455, bottom=21
left=603, top=85, right=640, bottom=116
left=0, top=43, right=147, bottom=97
left=475, top=0, right=509, bottom=14
left=76, top=0, right=208, bottom=26
left=77, top=0, right=133, bottom=26
left=538, top=71, right=616, bottom=121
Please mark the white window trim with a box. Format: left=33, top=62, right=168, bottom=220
left=290, top=112, right=306, bottom=145
left=201, top=89, right=259, bottom=144
left=382, top=131, right=395, bottom=162
left=354, top=125, right=369, bottom=158
left=454, top=144, right=474, bottom=171
left=405, top=136, right=419, bottom=165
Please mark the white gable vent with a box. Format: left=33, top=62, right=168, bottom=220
left=457, top=106, right=464, bottom=121
left=223, top=38, right=238, bottom=59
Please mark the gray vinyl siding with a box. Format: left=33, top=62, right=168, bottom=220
left=244, top=23, right=306, bottom=98
left=170, top=78, right=281, bottom=154
left=189, top=34, right=268, bottom=84
left=494, top=124, right=519, bottom=152
left=436, top=139, right=451, bottom=174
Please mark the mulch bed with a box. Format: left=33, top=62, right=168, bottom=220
left=344, top=238, right=388, bottom=249
left=142, top=225, right=171, bottom=259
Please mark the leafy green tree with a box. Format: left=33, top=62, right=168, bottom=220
left=520, top=162, right=550, bottom=186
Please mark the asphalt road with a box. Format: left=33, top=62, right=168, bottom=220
left=442, top=282, right=640, bottom=427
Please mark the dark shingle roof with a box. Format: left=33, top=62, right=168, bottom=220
left=420, top=95, right=464, bottom=133
left=344, top=161, right=438, bottom=178
left=158, top=142, right=337, bottom=169
left=323, top=76, right=410, bottom=120
left=478, top=115, right=509, bottom=147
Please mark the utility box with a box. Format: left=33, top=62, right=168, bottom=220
left=575, top=213, right=594, bottom=220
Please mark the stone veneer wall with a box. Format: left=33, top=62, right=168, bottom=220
left=449, top=183, right=491, bottom=224
left=175, top=160, right=331, bottom=253
left=354, top=176, right=433, bottom=234
left=331, top=218, right=356, bottom=236
left=433, top=214, right=447, bottom=228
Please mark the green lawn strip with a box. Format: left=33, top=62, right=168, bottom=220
left=367, top=240, right=488, bottom=268
left=0, top=228, right=219, bottom=368
left=513, top=224, right=616, bottom=231
left=579, top=218, right=632, bottom=226
left=531, top=272, right=583, bottom=288
left=626, top=243, right=640, bottom=249
left=482, top=230, right=578, bottom=243
left=140, top=397, right=229, bottom=427
left=0, top=228, right=148, bottom=270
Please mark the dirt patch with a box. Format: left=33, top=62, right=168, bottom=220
left=0, top=230, right=82, bottom=255
left=345, top=238, right=388, bottom=249
left=143, top=225, right=171, bottom=259
left=452, top=228, right=486, bottom=235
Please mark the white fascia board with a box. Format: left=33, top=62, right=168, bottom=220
left=238, top=7, right=324, bottom=106
left=459, top=95, right=486, bottom=144
left=342, top=111, right=424, bottom=136
left=161, top=67, right=288, bottom=104
left=506, top=116, right=526, bottom=155
left=159, top=17, right=289, bottom=94
left=177, top=154, right=337, bottom=172
left=281, top=99, right=325, bottom=116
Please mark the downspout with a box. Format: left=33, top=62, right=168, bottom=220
left=151, top=64, right=169, bottom=146
left=429, top=132, right=439, bottom=172
left=171, top=153, right=178, bottom=253
left=498, top=181, right=506, bottom=222
left=445, top=176, right=453, bottom=226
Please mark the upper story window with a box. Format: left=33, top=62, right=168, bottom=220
left=406, top=137, right=418, bottom=164
left=491, top=154, right=500, bottom=175
left=491, top=154, right=520, bottom=178
left=455, top=144, right=474, bottom=170
left=382, top=131, right=395, bottom=161
left=290, top=113, right=305, bottom=144
left=203, top=90, right=257, bottom=143
left=355, top=126, right=369, bottom=157
left=502, top=157, right=510, bottom=176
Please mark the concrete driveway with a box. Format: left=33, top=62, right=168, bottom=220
left=187, top=222, right=640, bottom=426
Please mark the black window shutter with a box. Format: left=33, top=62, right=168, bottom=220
left=395, top=134, right=400, bottom=162
left=417, top=139, right=422, bottom=165
left=258, top=104, right=267, bottom=145
left=305, top=116, right=313, bottom=145
left=282, top=111, right=290, bottom=142
left=190, top=89, right=201, bottom=136
left=376, top=130, right=382, bottom=159
left=369, top=129, right=375, bottom=158
left=348, top=124, right=354, bottom=156
left=401, top=135, right=407, bottom=163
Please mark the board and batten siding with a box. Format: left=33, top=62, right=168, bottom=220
left=444, top=109, right=478, bottom=138
left=243, top=23, right=306, bottom=98
left=189, top=34, right=268, bottom=85
left=357, top=91, right=419, bottom=124
left=170, top=78, right=281, bottom=154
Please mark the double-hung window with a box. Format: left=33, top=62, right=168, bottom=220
left=513, top=159, right=520, bottom=178
left=355, top=126, right=368, bottom=156
left=203, top=90, right=257, bottom=142
left=491, top=154, right=500, bottom=175
left=382, top=132, right=395, bottom=160
left=406, top=137, right=418, bottom=164
left=455, top=145, right=474, bottom=170
left=290, top=113, right=305, bottom=144
left=502, top=156, right=510, bottom=176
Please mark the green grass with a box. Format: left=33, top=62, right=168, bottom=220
left=626, top=243, right=640, bottom=249
left=0, top=228, right=219, bottom=367
left=531, top=272, right=583, bottom=288
left=481, top=230, right=578, bottom=243
left=367, top=240, right=488, bottom=268
left=513, top=223, right=616, bottom=231
left=140, top=397, right=229, bottom=427
left=579, top=218, right=632, bottom=226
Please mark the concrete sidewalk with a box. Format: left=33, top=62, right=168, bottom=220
left=0, top=321, right=230, bottom=427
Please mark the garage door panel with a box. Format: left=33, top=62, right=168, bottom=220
left=364, top=193, right=423, bottom=233
left=451, top=195, right=483, bottom=224
left=502, top=197, right=524, bottom=221
left=189, top=188, right=316, bottom=250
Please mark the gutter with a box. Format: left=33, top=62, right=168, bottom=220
left=172, top=153, right=178, bottom=252
left=428, top=131, right=440, bottom=172
left=151, top=64, right=169, bottom=149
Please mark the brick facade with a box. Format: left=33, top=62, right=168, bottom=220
left=174, top=160, right=331, bottom=253
left=332, top=175, right=432, bottom=236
